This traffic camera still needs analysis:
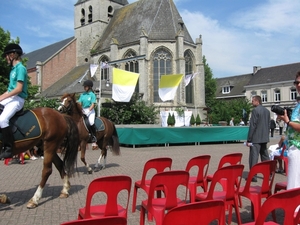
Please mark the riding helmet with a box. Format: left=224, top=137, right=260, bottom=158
left=83, top=80, right=93, bottom=88
left=2, top=43, right=23, bottom=57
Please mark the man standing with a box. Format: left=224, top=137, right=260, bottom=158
left=270, top=117, right=276, bottom=137
left=246, top=95, right=270, bottom=181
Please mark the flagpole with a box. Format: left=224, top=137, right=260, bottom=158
left=98, top=67, right=102, bottom=117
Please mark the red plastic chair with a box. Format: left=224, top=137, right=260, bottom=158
left=238, top=160, right=277, bottom=220
left=132, top=157, right=172, bottom=212
left=206, top=153, right=243, bottom=186
left=78, top=175, right=131, bottom=220
left=162, top=199, right=225, bottom=225
left=274, top=181, right=287, bottom=194
left=195, top=164, right=244, bottom=225
left=61, top=216, right=127, bottom=225
left=140, top=170, right=189, bottom=225
left=185, top=155, right=211, bottom=202
left=274, top=145, right=288, bottom=176
left=242, top=187, right=300, bottom=225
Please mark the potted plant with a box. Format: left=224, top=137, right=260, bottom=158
left=196, top=114, right=201, bottom=126
left=190, top=114, right=195, bottom=126
left=171, top=113, right=176, bottom=126
left=167, top=113, right=172, bottom=126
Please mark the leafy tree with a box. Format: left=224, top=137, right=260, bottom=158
left=101, top=93, right=159, bottom=124
left=0, top=26, right=40, bottom=109
left=209, top=98, right=251, bottom=124
left=203, top=56, right=217, bottom=108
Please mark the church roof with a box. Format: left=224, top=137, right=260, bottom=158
left=75, top=0, right=128, bottom=6
left=95, top=0, right=194, bottom=51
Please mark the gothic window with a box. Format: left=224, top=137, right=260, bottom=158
left=99, top=56, right=110, bottom=82
left=291, top=87, right=297, bottom=100
left=274, top=89, right=281, bottom=102
left=261, top=90, right=267, bottom=103
left=80, top=9, right=85, bottom=26
left=88, top=6, right=92, bottom=23
left=153, top=48, right=172, bottom=102
left=124, top=51, right=139, bottom=93
left=184, top=51, right=193, bottom=104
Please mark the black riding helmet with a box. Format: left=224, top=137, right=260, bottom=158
left=2, top=43, right=23, bottom=58
left=83, top=80, right=93, bottom=88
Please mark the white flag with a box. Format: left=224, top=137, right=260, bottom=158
left=101, top=62, right=109, bottom=69
left=184, top=74, right=193, bottom=87
left=90, top=64, right=99, bottom=77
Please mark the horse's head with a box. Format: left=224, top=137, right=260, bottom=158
left=58, top=93, right=82, bottom=115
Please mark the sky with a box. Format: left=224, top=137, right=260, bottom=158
left=1, top=0, right=299, bottom=78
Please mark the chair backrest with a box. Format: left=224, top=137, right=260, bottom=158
left=148, top=170, right=189, bottom=210
left=217, top=153, right=243, bottom=169
left=255, top=187, right=300, bottom=225
left=243, top=160, right=276, bottom=196
left=61, top=216, right=127, bottom=225
left=162, top=200, right=225, bottom=225
left=84, top=175, right=132, bottom=218
left=140, top=157, right=172, bottom=186
left=185, top=155, right=211, bottom=183
left=207, top=164, right=244, bottom=200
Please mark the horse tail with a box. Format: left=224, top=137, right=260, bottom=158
left=111, top=123, right=120, bottom=156
left=62, top=115, right=79, bottom=177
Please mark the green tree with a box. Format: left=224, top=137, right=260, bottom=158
left=203, top=55, right=217, bottom=108
left=0, top=26, right=40, bottom=109
left=190, top=114, right=195, bottom=126
left=209, top=98, right=251, bottom=124
left=101, top=93, right=159, bottom=124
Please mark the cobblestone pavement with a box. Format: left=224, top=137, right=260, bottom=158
left=0, top=135, right=285, bottom=225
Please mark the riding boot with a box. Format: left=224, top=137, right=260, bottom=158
left=90, top=124, right=97, bottom=143
left=0, top=127, right=14, bottom=159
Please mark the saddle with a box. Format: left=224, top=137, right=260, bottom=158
left=0, top=105, right=42, bottom=142
left=82, top=115, right=105, bottom=133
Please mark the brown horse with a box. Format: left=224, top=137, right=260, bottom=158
left=58, top=93, right=120, bottom=174
left=0, top=107, right=79, bottom=209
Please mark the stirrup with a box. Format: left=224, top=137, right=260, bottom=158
left=91, top=135, right=97, bottom=143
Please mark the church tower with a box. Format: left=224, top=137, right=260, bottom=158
left=74, top=0, right=128, bottom=65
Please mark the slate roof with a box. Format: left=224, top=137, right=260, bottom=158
left=216, top=74, right=252, bottom=98
left=94, top=0, right=194, bottom=51
left=75, top=0, right=128, bottom=6
left=23, top=37, right=74, bottom=69
left=246, top=62, right=300, bottom=86
left=39, top=64, right=112, bottom=99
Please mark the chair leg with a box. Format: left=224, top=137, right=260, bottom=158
left=132, top=186, right=138, bottom=212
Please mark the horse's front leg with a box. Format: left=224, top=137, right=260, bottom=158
left=27, top=153, right=53, bottom=209
left=80, top=143, right=92, bottom=174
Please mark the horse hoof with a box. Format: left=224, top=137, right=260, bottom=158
left=0, top=194, right=10, bottom=204
left=88, top=170, right=93, bottom=174
left=27, top=201, right=38, bottom=209
left=59, top=193, right=69, bottom=198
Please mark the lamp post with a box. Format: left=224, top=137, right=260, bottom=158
left=97, top=77, right=102, bottom=117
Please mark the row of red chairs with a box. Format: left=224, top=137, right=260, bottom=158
left=60, top=153, right=296, bottom=225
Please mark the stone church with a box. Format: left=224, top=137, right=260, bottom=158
left=26, top=0, right=206, bottom=120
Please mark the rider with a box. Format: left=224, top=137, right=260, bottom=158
left=0, top=43, right=28, bottom=159
left=77, top=80, right=97, bottom=143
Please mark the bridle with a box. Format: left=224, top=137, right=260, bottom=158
left=58, top=97, right=73, bottom=115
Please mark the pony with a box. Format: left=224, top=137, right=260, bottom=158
left=58, top=93, right=120, bottom=174
left=0, top=107, right=79, bottom=209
